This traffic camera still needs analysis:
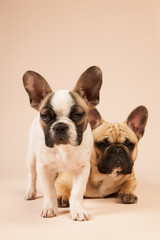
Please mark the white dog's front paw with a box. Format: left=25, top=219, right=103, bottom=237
left=70, top=207, right=90, bottom=221
left=25, top=188, right=37, bottom=200
left=41, top=202, right=58, bottom=218
left=41, top=208, right=57, bottom=218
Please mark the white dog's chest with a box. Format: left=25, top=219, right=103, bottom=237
left=40, top=145, right=90, bottom=172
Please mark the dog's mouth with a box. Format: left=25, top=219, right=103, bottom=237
left=44, top=120, right=82, bottom=148
left=114, top=160, right=123, bottom=174
left=98, top=162, right=123, bottom=175
left=45, top=134, right=69, bottom=148
left=98, top=147, right=133, bottom=175
left=113, top=166, right=123, bottom=174
left=98, top=161, right=133, bottom=175
left=54, top=137, right=70, bottom=146
left=46, top=137, right=70, bottom=148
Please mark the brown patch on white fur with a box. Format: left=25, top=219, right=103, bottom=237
left=70, top=91, right=89, bottom=133
left=39, top=93, right=55, bottom=131
left=39, top=92, right=54, bottom=111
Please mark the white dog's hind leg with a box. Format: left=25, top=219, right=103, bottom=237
left=25, top=147, right=37, bottom=200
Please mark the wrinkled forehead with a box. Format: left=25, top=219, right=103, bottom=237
left=50, top=90, right=75, bottom=116
left=94, top=122, right=138, bottom=143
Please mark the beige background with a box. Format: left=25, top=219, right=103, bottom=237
left=0, top=0, right=160, bottom=239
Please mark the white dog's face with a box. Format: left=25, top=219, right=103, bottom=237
left=39, top=90, right=89, bottom=147
left=23, top=66, right=103, bottom=148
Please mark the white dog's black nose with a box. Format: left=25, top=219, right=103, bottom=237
left=53, top=123, right=68, bottom=134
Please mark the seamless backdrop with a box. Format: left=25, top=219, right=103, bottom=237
left=0, top=1, right=160, bottom=239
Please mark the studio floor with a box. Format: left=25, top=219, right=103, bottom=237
left=1, top=177, right=160, bottom=240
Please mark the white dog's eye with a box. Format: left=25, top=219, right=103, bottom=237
left=41, top=114, right=50, bottom=122
left=74, top=113, right=83, bottom=121
left=40, top=108, right=56, bottom=123
left=70, top=111, right=84, bottom=122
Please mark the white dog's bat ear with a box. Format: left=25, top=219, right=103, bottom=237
left=74, top=66, right=103, bottom=108
left=88, top=108, right=103, bottom=130
left=23, top=71, right=52, bottom=110
left=126, top=105, right=148, bottom=140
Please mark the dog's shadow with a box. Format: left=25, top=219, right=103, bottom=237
left=56, top=194, right=124, bottom=219
left=32, top=195, right=43, bottom=200
left=83, top=195, right=137, bottom=218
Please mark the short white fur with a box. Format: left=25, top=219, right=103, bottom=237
left=51, top=90, right=74, bottom=118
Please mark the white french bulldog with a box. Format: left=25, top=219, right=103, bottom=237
left=23, top=66, right=102, bottom=221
